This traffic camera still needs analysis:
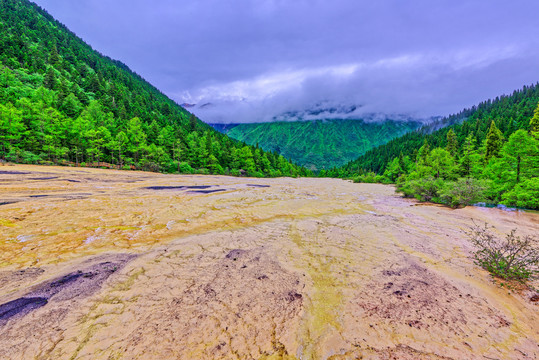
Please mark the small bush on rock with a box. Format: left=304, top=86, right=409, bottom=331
left=467, top=221, right=539, bottom=281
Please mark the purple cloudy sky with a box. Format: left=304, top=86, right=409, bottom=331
left=33, top=0, right=539, bottom=123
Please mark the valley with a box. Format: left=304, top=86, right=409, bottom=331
left=0, top=165, right=537, bottom=359
left=215, top=119, right=421, bottom=170
left=1, top=2, right=538, bottom=359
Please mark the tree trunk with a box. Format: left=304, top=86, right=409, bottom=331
left=517, top=155, right=520, bottom=183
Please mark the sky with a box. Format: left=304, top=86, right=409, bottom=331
left=33, top=0, right=539, bottom=123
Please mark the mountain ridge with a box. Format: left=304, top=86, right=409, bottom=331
left=338, top=83, right=539, bottom=175
left=213, top=118, right=421, bottom=170
left=0, top=0, right=309, bottom=177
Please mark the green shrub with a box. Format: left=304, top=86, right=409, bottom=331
left=501, top=178, right=539, bottom=209
left=352, top=172, right=381, bottom=183
left=178, top=162, right=193, bottom=174
left=397, top=176, right=444, bottom=202
left=467, top=222, right=539, bottom=281
left=439, top=178, right=488, bottom=208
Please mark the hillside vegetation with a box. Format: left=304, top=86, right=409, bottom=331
left=340, top=84, right=539, bottom=175
left=0, top=0, right=309, bottom=177
left=225, top=119, right=420, bottom=170
left=336, top=86, right=539, bottom=209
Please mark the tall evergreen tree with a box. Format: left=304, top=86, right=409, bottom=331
left=530, top=103, right=539, bottom=137
left=189, top=113, right=197, bottom=132
left=416, top=139, right=430, bottom=165
left=446, top=128, right=458, bottom=157
left=502, top=130, right=536, bottom=183
left=44, top=67, right=57, bottom=90
left=48, top=43, right=60, bottom=65
left=485, top=120, right=503, bottom=161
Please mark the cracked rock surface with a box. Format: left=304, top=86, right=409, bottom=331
left=0, top=165, right=538, bottom=359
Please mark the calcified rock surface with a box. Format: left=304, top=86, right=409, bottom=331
left=0, top=165, right=537, bottom=360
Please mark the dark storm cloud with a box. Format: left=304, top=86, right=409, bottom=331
left=33, top=0, right=539, bottom=123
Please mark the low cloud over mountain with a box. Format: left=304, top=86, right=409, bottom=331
left=34, top=0, right=539, bottom=123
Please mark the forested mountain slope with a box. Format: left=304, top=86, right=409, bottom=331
left=340, top=84, right=539, bottom=175
left=221, top=119, right=421, bottom=170
left=0, top=0, right=309, bottom=177
left=336, top=85, right=539, bottom=209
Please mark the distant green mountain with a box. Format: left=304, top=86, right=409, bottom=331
left=216, top=119, right=421, bottom=170
left=0, top=0, right=308, bottom=177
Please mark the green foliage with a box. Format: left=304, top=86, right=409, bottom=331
left=530, top=103, right=539, bottom=135
left=467, top=222, right=539, bottom=281
left=446, top=128, right=458, bottom=157
left=394, top=126, right=538, bottom=209
left=458, top=133, right=482, bottom=177
left=385, top=124, right=539, bottom=209
left=342, top=84, right=539, bottom=175
left=339, top=84, right=539, bottom=209
left=501, top=178, right=539, bottom=209
left=485, top=120, right=503, bottom=161
left=439, top=178, right=488, bottom=208
left=427, top=148, right=456, bottom=180
left=352, top=172, right=385, bottom=184
left=224, top=119, right=420, bottom=171
left=397, top=176, right=444, bottom=202
left=0, top=0, right=308, bottom=177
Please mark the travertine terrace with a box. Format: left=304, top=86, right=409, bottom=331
left=0, top=165, right=537, bottom=359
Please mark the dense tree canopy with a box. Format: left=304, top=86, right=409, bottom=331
left=0, top=0, right=310, bottom=177
left=347, top=104, right=539, bottom=209
left=339, top=83, right=539, bottom=176
left=223, top=119, right=420, bottom=171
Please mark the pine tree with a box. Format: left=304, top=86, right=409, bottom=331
left=48, top=43, right=60, bottom=65
left=44, top=67, right=57, bottom=90
left=459, top=133, right=478, bottom=177
left=485, top=120, right=503, bottom=161
left=60, top=93, right=82, bottom=118
left=502, top=130, right=536, bottom=183
left=398, top=152, right=406, bottom=173
left=189, top=113, right=197, bottom=132
left=530, top=103, right=539, bottom=138
left=417, top=139, right=430, bottom=164
left=446, top=129, right=458, bottom=157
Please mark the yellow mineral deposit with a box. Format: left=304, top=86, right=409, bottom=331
left=0, top=164, right=537, bottom=359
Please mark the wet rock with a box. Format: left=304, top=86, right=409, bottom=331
left=29, top=176, right=58, bottom=180
left=143, top=185, right=211, bottom=190
left=0, top=201, right=18, bottom=206
left=0, top=171, right=29, bottom=175
left=0, top=297, right=48, bottom=322
left=188, top=189, right=227, bottom=194
left=0, top=254, right=134, bottom=326
left=225, top=249, right=247, bottom=261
